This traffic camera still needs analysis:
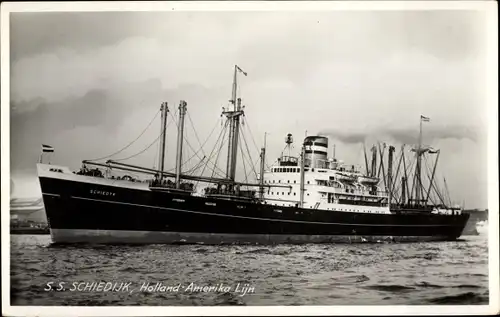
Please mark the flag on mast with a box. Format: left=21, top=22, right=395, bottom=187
left=421, top=115, right=430, bottom=122
left=236, top=65, right=247, bottom=76
left=41, top=144, right=54, bottom=153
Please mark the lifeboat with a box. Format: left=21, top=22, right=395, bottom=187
left=336, top=172, right=356, bottom=182
left=357, top=175, right=379, bottom=185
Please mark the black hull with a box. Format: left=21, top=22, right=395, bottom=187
left=10, top=227, right=50, bottom=235
left=39, top=175, right=470, bottom=244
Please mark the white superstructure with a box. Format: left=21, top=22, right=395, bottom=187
left=261, top=135, right=390, bottom=214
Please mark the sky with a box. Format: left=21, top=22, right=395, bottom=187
left=9, top=10, right=491, bottom=208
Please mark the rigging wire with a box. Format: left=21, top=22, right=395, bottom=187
left=195, top=120, right=230, bottom=188
left=239, top=134, right=255, bottom=184
left=185, top=114, right=227, bottom=177
left=113, top=108, right=178, bottom=163
left=240, top=127, right=259, bottom=180
left=185, top=137, right=226, bottom=178
left=113, top=133, right=162, bottom=162
left=423, top=155, right=447, bottom=206
left=187, top=112, right=207, bottom=156
left=86, top=109, right=161, bottom=162
left=247, top=155, right=261, bottom=181
left=184, top=158, right=207, bottom=175
left=199, top=120, right=229, bottom=177
left=163, top=107, right=178, bottom=166
left=171, top=109, right=227, bottom=178
left=389, top=150, right=406, bottom=202
left=239, top=139, right=249, bottom=185
left=391, top=152, right=416, bottom=202
left=443, top=177, right=452, bottom=206
left=243, top=117, right=263, bottom=155
left=152, top=129, right=160, bottom=169
left=210, top=122, right=230, bottom=180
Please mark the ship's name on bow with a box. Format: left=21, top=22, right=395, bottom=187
left=90, top=189, right=116, bottom=196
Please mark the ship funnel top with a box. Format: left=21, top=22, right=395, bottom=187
left=303, top=136, right=329, bottom=169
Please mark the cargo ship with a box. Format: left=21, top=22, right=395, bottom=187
left=37, top=66, right=469, bottom=244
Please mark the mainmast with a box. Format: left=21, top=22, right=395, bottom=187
left=175, top=101, right=187, bottom=188
left=415, top=115, right=430, bottom=205
left=223, top=65, right=247, bottom=182
left=158, top=102, right=169, bottom=179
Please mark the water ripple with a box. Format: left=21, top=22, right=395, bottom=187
left=10, top=235, right=488, bottom=305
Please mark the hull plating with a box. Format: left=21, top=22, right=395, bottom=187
left=39, top=175, right=469, bottom=244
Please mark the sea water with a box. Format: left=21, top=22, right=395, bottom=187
left=10, top=235, right=488, bottom=306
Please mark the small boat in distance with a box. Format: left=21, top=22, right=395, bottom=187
left=36, top=66, right=469, bottom=244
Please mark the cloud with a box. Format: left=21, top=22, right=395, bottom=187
left=318, top=124, right=481, bottom=146
left=380, top=125, right=481, bottom=145
left=9, top=78, right=233, bottom=174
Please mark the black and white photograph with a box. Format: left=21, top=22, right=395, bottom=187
left=1, top=1, right=498, bottom=315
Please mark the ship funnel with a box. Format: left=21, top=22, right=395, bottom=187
left=303, top=136, right=328, bottom=169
